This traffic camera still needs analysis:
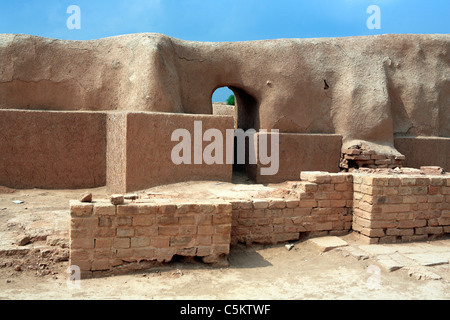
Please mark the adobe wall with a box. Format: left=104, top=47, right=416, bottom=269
left=106, top=112, right=234, bottom=193
left=0, top=110, right=106, bottom=189
left=248, top=133, right=343, bottom=184
left=394, top=137, right=450, bottom=171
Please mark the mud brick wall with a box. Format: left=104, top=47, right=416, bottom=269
left=107, top=112, right=234, bottom=193
left=352, top=174, right=450, bottom=244
left=230, top=172, right=354, bottom=245
left=0, top=110, right=106, bottom=189
left=70, top=200, right=232, bottom=277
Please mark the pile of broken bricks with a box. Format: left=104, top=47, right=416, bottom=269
left=340, top=146, right=406, bottom=171
left=306, top=236, right=450, bottom=281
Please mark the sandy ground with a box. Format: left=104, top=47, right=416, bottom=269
left=0, top=178, right=449, bottom=300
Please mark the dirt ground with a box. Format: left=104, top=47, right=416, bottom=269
left=0, top=178, right=449, bottom=300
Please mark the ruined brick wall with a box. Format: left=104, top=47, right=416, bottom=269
left=70, top=200, right=232, bottom=277
left=230, top=172, right=354, bottom=245
left=352, top=174, right=450, bottom=244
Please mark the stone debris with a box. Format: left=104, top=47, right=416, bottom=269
left=12, top=200, right=24, bottom=204
left=124, top=194, right=138, bottom=201
left=339, top=246, right=369, bottom=260
left=308, top=236, right=348, bottom=252
left=403, top=253, right=449, bottom=267
left=406, top=267, right=442, bottom=281
left=285, top=244, right=294, bottom=251
left=110, top=194, right=124, bottom=205
left=80, top=192, right=92, bottom=203
left=376, top=255, right=403, bottom=272
left=15, top=235, right=31, bottom=247
left=420, top=166, right=445, bottom=175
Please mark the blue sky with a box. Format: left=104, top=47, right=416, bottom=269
left=1, top=0, right=449, bottom=101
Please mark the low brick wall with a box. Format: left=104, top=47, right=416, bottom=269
left=352, top=174, right=450, bottom=244
left=69, top=171, right=450, bottom=278
left=70, top=200, right=232, bottom=277
left=231, top=172, right=354, bottom=245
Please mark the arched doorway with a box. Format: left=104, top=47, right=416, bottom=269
left=211, top=86, right=260, bottom=183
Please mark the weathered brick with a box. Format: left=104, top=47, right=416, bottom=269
left=70, top=201, right=93, bottom=218
left=213, top=214, right=232, bottom=225
left=386, top=228, right=414, bottom=236
left=299, top=200, right=317, bottom=208
left=91, top=260, right=111, bottom=271
left=93, top=203, right=116, bottom=216
left=361, top=228, right=385, bottom=238
left=117, top=228, right=134, bottom=237
left=426, top=226, right=444, bottom=234
left=170, top=236, right=195, bottom=247
left=285, top=200, right=299, bottom=208
left=115, top=248, right=134, bottom=258
left=134, top=248, right=156, bottom=259
left=198, top=225, right=214, bottom=235
left=268, top=199, right=286, bottom=209
left=253, top=200, right=269, bottom=209
left=158, top=226, right=179, bottom=236
left=151, top=237, right=170, bottom=248
left=196, top=246, right=212, bottom=257
left=318, top=184, right=334, bottom=192
left=113, top=237, right=130, bottom=249
left=133, top=216, right=154, bottom=226
left=70, top=238, right=95, bottom=250
left=135, top=226, right=158, bottom=237
left=398, top=220, right=426, bottom=229
left=428, top=195, right=444, bottom=203
left=116, top=216, right=133, bottom=226
left=71, top=217, right=97, bottom=230
left=94, top=238, right=113, bottom=248
left=131, top=237, right=151, bottom=248
left=382, top=204, right=411, bottom=213
left=196, top=235, right=212, bottom=246
left=401, top=235, right=428, bottom=242
left=117, top=204, right=139, bottom=216
left=180, top=225, right=198, bottom=235
left=196, top=214, right=212, bottom=225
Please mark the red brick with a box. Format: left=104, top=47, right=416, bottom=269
left=213, top=214, right=232, bottom=225
left=91, top=260, right=111, bottom=271
left=180, top=225, right=197, bottom=235
left=196, top=214, right=212, bottom=225
left=196, top=235, right=212, bottom=246
left=398, top=220, right=426, bottom=229
left=70, top=238, right=95, bottom=249
left=116, top=216, right=133, bottom=226
left=386, top=228, right=414, bottom=236
left=70, top=201, right=93, bottom=218
left=131, top=237, right=151, bottom=248
left=156, top=215, right=178, bottom=225
left=170, top=236, right=195, bottom=247
left=158, top=226, right=179, bottom=236
left=133, top=216, right=154, bottom=226
left=135, top=226, right=158, bottom=237
left=93, top=204, right=116, bottom=216
left=94, top=238, right=113, bottom=249
left=299, top=200, right=317, bottom=208
left=117, top=204, right=139, bottom=216
left=113, top=237, right=130, bottom=249
left=151, top=237, right=169, bottom=248
left=116, top=227, right=134, bottom=237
